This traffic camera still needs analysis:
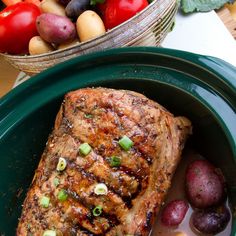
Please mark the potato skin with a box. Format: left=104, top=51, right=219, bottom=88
left=161, top=200, right=189, bottom=227
left=192, top=206, right=230, bottom=234
left=65, top=0, right=90, bottom=19
left=36, top=13, right=76, bottom=44
left=40, top=0, right=66, bottom=16
left=29, top=36, right=54, bottom=55
left=76, top=10, right=106, bottom=42
left=185, top=160, right=225, bottom=208
left=58, top=38, right=79, bottom=49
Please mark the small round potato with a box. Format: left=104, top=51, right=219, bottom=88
left=40, top=0, right=66, bottom=16
left=185, top=160, right=225, bottom=208
left=161, top=200, right=189, bottom=227
left=29, top=36, right=54, bottom=55
left=36, top=13, right=76, bottom=44
left=76, top=10, right=106, bottom=42
left=192, top=206, right=230, bottom=234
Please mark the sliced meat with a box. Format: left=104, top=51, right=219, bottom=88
left=17, top=87, right=192, bottom=236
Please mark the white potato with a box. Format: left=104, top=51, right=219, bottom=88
left=29, top=36, right=54, bottom=55
left=40, top=0, right=66, bottom=16
left=76, top=10, right=106, bottom=42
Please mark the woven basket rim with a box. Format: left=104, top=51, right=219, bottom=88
left=1, top=0, right=177, bottom=60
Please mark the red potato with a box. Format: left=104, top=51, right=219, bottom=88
left=185, top=159, right=225, bottom=208
left=161, top=200, right=189, bottom=227
left=192, top=206, right=230, bottom=234
left=36, top=13, right=76, bottom=44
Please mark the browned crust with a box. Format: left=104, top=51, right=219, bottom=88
left=17, top=87, right=192, bottom=236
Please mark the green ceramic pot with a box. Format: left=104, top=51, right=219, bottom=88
left=0, top=47, right=236, bottom=235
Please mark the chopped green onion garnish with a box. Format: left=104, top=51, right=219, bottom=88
left=56, top=157, right=67, bottom=171
left=118, top=136, right=133, bottom=151
left=94, top=183, right=108, bottom=195
left=79, top=143, right=92, bottom=156
left=57, top=189, right=68, bottom=202
left=109, top=156, right=121, bottom=167
left=92, top=205, right=103, bottom=216
left=84, top=114, right=93, bottom=119
left=43, top=230, right=56, bottom=236
left=39, top=196, right=50, bottom=208
left=53, top=177, right=60, bottom=187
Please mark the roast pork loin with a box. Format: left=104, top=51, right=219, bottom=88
left=17, top=88, right=192, bottom=235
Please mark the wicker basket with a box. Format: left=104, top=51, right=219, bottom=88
left=0, top=0, right=178, bottom=75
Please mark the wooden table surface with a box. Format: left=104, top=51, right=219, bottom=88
left=0, top=57, right=19, bottom=97
left=0, top=6, right=236, bottom=98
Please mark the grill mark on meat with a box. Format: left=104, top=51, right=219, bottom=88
left=61, top=168, right=125, bottom=234
left=60, top=97, right=153, bottom=178
left=75, top=104, right=156, bottom=165
left=97, top=93, right=164, bottom=158
left=53, top=133, right=141, bottom=198
left=66, top=161, right=139, bottom=214
left=65, top=164, right=130, bottom=218
left=67, top=192, right=121, bottom=235
left=76, top=149, right=140, bottom=198
left=57, top=198, right=108, bottom=234
left=64, top=95, right=151, bottom=150
left=46, top=136, right=142, bottom=204
left=45, top=132, right=141, bottom=200
left=73, top=106, right=158, bottom=169
left=63, top=105, right=152, bottom=178
left=49, top=181, right=109, bottom=234
left=32, top=158, right=118, bottom=234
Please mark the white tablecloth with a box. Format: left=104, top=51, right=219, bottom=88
left=162, top=10, right=236, bottom=67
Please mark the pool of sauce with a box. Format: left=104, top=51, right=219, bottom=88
left=151, top=149, right=232, bottom=236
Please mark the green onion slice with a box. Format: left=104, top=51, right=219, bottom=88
left=118, top=136, right=133, bottom=151
left=53, top=177, right=60, bottom=187
left=84, top=114, right=93, bottom=119
left=92, top=205, right=103, bottom=216
left=56, top=157, right=67, bottom=171
left=43, top=230, right=56, bottom=236
left=39, top=196, right=50, bottom=208
left=57, top=189, right=68, bottom=202
left=94, top=183, right=108, bottom=195
left=79, top=143, right=92, bottom=156
left=109, top=156, right=121, bottom=167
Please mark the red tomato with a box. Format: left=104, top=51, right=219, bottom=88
left=0, top=2, right=41, bottom=54
left=98, top=0, right=149, bottom=30
left=2, top=0, right=42, bottom=7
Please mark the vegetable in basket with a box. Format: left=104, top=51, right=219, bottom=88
left=0, top=2, right=41, bottom=54
left=0, top=0, right=151, bottom=56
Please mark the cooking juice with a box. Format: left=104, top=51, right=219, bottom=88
left=151, top=149, right=232, bottom=236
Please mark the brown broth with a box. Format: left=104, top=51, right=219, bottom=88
left=151, top=149, right=232, bottom=236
